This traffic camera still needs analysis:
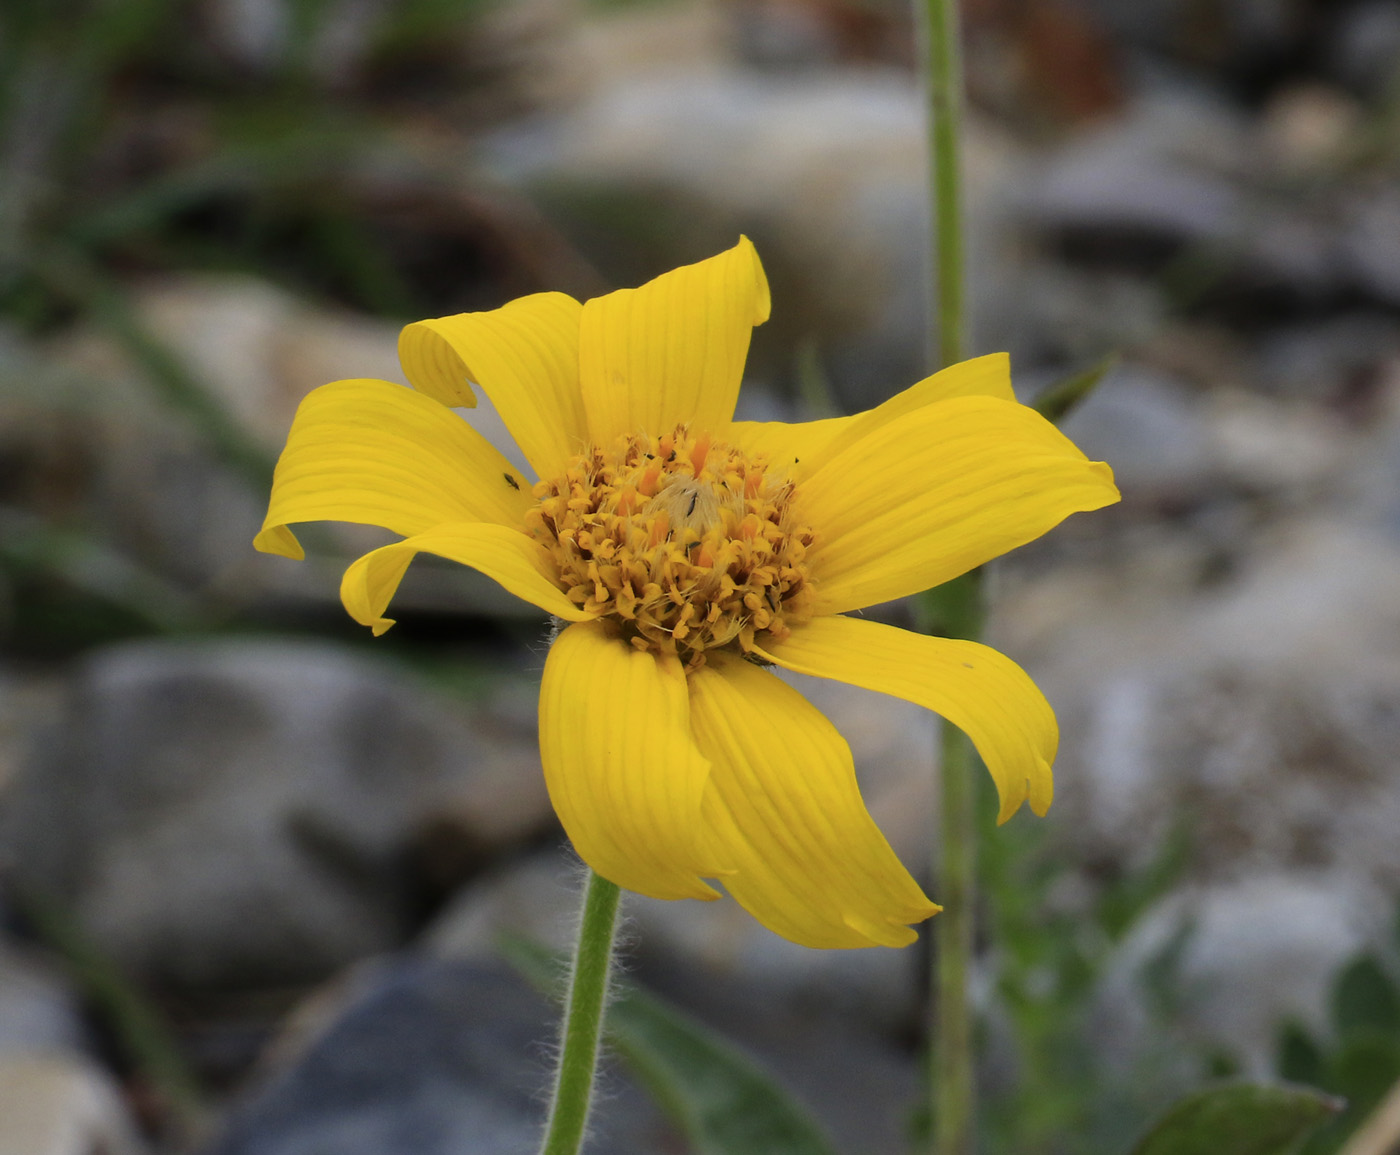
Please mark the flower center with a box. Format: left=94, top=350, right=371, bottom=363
left=525, top=426, right=817, bottom=667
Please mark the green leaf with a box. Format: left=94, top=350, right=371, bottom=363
left=1128, top=1083, right=1342, bottom=1155
left=1333, top=956, right=1400, bottom=1039
left=500, top=935, right=841, bottom=1155
left=1328, top=1034, right=1400, bottom=1119
left=1032, top=352, right=1118, bottom=425
left=1277, top=1023, right=1325, bottom=1088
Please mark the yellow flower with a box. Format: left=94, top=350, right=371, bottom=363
left=256, top=238, right=1119, bottom=949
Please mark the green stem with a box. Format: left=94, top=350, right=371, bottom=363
left=936, top=672, right=979, bottom=1155
left=539, top=870, right=622, bottom=1155
left=924, top=0, right=967, bottom=370
left=921, top=1, right=976, bottom=1153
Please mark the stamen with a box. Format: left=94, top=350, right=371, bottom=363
left=527, top=425, right=817, bottom=667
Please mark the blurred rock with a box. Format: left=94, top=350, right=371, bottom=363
left=1019, top=94, right=1245, bottom=255
left=209, top=955, right=670, bottom=1155
left=0, top=1053, right=145, bottom=1155
left=50, top=273, right=414, bottom=456
left=1004, top=516, right=1400, bottom=895
left=1343, top=361, right=1400, bottom=540
left=1258, top=84, right=1361, bottom=173
left=424, top=849, right=582, bottom=962
left=1057, top=367, right=1213, bottom=503
left=1084, top=0, right=1321, bottom=75
left=1206, top=389, right=1348, bottom=498
left=0, top=639, right=554, bottom=989
left=1255, top=314, right=1400, bottom=402
left=1006, top=269, right=1168, bottom=365
left=1098, top=872, right=1390, bottom=1077
left=0, top=943, right=88, bottom=1058
left=1328, top=0, right=1400, bottom=96
left=1342, top=191, right=1400, bottom=308
left=999, top=516, right=1400, bottom=1070
left=1047, top=364, right=1348, bottom=514
left=117, top=276, right=406, bottom=452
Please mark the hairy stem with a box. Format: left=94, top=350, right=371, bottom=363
left=539, top=870, right=622, bottom=1155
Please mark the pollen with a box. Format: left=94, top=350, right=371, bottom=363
left=524, top=426, right=818, bottom=667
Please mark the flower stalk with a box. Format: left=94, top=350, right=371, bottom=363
left=924, top=0, right=967, bottom=369
left=920, top=0, right=978, bottom=1153
left=539, top=869, right=622, bottom=1155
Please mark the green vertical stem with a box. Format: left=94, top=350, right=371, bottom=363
left=936, top=724, right=977, bottom=1155
left=921, top=1, right=977, bottom=1154
left=924, top=0, right=967, bottom=370
left=539, top=869, right=622, bottom=1155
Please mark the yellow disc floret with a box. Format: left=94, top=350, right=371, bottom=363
left=525, top=426, right=817, bottom=667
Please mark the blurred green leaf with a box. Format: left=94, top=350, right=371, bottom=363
left=1032, top=352, right=1118, bottom=425
left=1333, top=958, right=1400, bottom=1040
left=501, top=935, right=841, bottom=1155
left=1129, top=1083, right=1342, bottom=1155
left=1331, top=1036, right=1400, bottom=1121
left=1278, top=1023, right=1325, bottom=1089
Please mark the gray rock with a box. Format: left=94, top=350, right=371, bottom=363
left=0, top=639, right=554, bottom=989
left=1097, top=873, right=1392, bottom=1077
left=1084, top=0, right=1313, bottom=65
left=1057, top=367, right=1214, bottom=503
left=0, top=943, right=89, bottom=1057
left=208, top=956, right=670, bottom=1155
left=995, top=518, right=1400, bottom=1069
left=1342, top=191, right=1400, bottom=308
left=1255, top=313, right=1400, bottom=401
left=0, top=1054, right=146, bottom=1155
left=1328, top=0, right=1400, bottom=95
left=1019, top=95, right=1246, bottom=250
left=1029, top=520, right=1400, bottom=880
left=1347, top=367, right=1400, bottom=541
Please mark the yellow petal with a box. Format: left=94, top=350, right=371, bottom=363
left=539, top=622, right=724, bottom=900
left=724, top=415, right=849, bottom=477
left=579, top=237, right=770, bottom=444
left=255, top=379, right=532, bottom=559
left=398, top=291, right=588, bottom=480
left=799, top=395, right=1120, bottom=614
left=339, top=522, right=592, bottom=635
left=757, top=615, right=1057, bottom=824
left=689, top=652, right=938, bottom=949
left=727, top=353, right=1014, bottom=479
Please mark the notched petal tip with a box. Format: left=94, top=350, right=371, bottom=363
left=1090, top=459, right=1120, bottom=494
left=763, top=617, right=1058, bottom=835
left=842, top=912, right=920, bottom=949
left=735, top=234, right=772, bottom=325
left=253, top=524, right=305, bottom=560
left=689, top=654, right=936, bottom=950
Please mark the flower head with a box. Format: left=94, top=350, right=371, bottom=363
left=256, top=238, right=1119, bottom=949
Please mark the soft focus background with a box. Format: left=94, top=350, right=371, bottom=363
left=2, top=0, right=1400, bottom=1152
